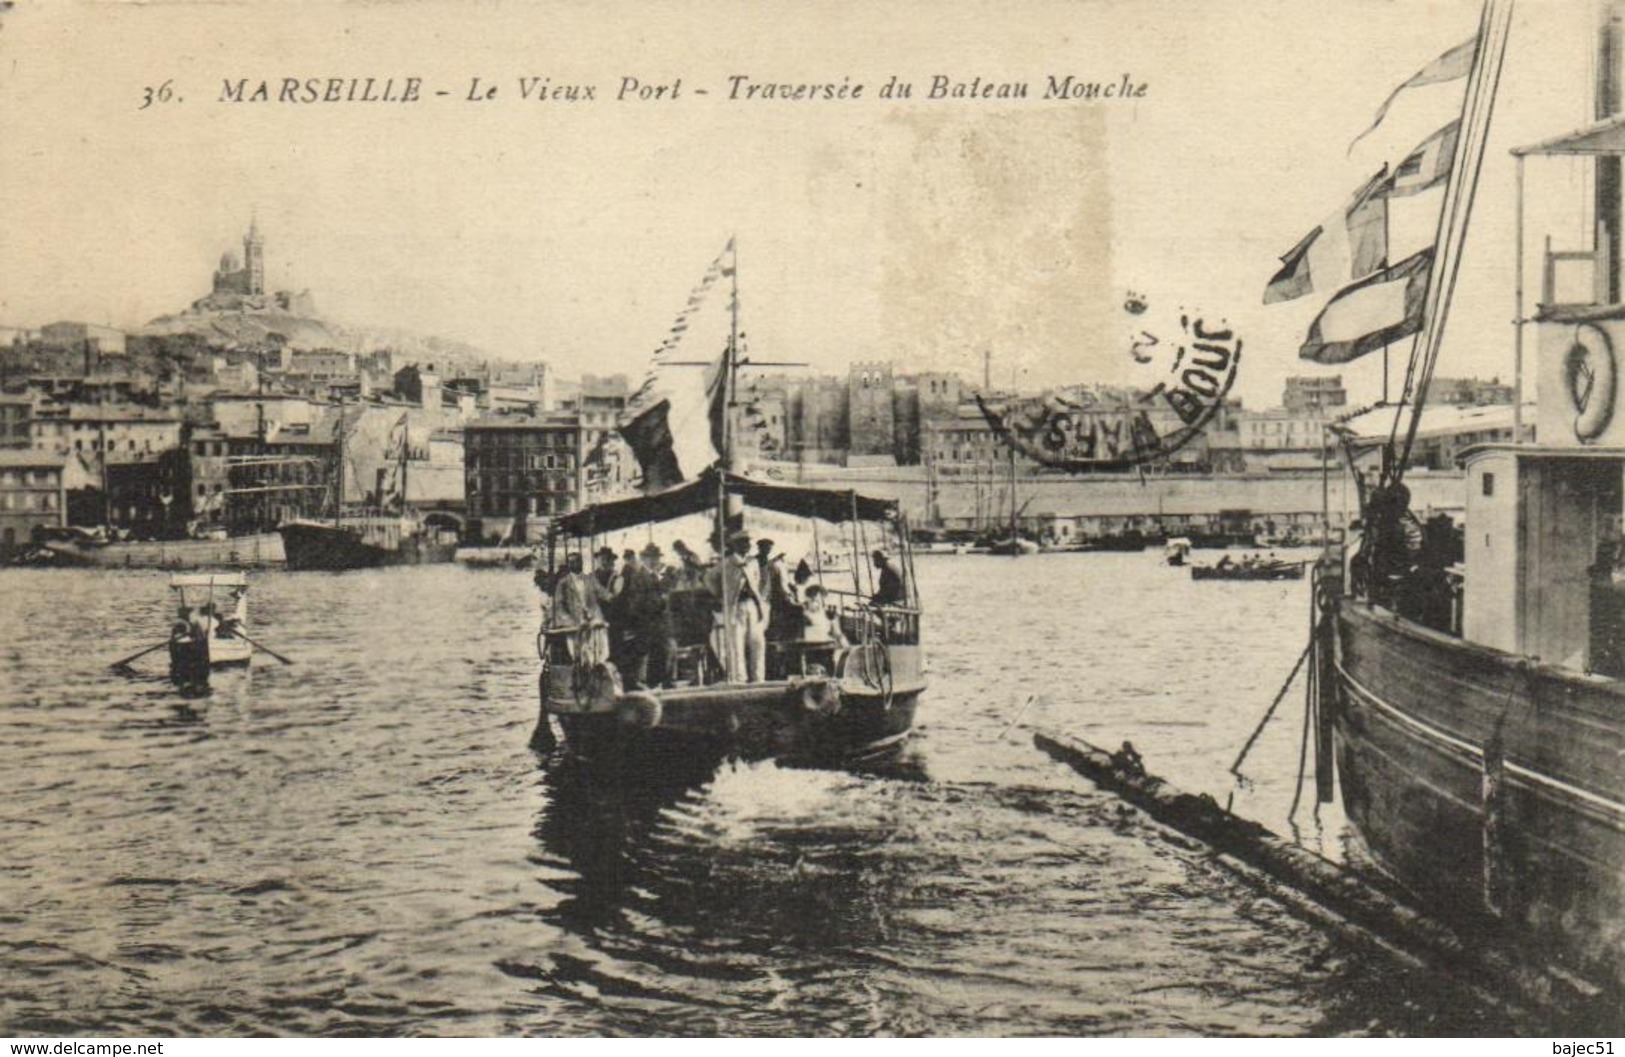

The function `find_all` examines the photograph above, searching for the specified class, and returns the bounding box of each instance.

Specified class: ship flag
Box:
[618,399,686,492]
[1263,169,1390,304]
[1349,36,1477,153]
[1298,248,1433,364]
[1384,120,1460,196]
[620,239,735,490]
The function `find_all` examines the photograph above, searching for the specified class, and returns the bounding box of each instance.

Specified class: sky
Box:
[0,0,1600,410]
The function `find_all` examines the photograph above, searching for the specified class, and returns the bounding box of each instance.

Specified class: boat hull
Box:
[537,643,924,769]
[1190,563,1304,581]
[550,685,920,771]
[279,521,457,571]
[37,532,285,569]
[1333,599,1625,988]
[984,538,1039,556]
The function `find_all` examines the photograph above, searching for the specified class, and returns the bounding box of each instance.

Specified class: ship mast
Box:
[1388,0,1516,483]
[397,413,409,514]
[715,236,739,681]
[332,399,345,526]
[1008,442,1018,555]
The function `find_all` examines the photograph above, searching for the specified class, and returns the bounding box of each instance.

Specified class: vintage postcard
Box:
[0,0,1619,1041]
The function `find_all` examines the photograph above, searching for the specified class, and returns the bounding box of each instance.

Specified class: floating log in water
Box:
[1032,729,1609,1023]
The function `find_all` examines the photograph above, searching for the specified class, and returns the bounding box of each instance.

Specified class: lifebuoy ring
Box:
[1565,323,1616,442]
[615,692,662,729]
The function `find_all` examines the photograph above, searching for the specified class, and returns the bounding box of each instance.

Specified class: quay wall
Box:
[764,464,1468,529]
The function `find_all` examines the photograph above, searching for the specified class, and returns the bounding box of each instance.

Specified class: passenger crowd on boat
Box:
[537,532,907,688]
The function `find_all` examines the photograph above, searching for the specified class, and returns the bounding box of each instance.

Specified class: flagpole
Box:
[1513,152,1526,443]
[724,237,738,473]
[720,236,739,680]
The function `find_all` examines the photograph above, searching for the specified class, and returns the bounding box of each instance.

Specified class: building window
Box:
[1482,472,1494,497]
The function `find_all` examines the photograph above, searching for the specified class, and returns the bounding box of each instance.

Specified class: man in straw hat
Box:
[706,529,767,682]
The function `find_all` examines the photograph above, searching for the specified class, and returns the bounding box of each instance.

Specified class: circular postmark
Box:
[976,292,1242,470]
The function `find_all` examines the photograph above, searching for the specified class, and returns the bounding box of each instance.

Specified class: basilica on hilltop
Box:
[190,219,317,316]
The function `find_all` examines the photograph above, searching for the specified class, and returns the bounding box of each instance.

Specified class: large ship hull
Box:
[1333,599,1625,988]
[36,531,285,569]
[279,520,457,571]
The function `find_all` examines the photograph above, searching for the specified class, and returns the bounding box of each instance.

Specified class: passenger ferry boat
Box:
[532,243,926,767]
[1307,0,1625,990]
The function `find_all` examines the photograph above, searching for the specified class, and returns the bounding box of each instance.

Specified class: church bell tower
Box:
[244,217,265,296]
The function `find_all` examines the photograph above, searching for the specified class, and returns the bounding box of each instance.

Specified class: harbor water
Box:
[0,555,1535,1035]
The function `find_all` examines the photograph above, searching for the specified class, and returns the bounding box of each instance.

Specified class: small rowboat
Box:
[167,573,253,684]
[1190,560,1305,581]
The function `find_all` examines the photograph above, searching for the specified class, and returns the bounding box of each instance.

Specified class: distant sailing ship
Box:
[1286,0,1625,990]
[279,408,457,571]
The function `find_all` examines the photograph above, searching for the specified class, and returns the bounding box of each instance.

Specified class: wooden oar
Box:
[232,630,294,665]
[110,641,169,670]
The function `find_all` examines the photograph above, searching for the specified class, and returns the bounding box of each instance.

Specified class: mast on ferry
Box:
[1387,0,1516,484]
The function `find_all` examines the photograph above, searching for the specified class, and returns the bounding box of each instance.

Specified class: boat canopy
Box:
[553,467,898,538]
[1512,115,1625,156]
[169,573,249,589]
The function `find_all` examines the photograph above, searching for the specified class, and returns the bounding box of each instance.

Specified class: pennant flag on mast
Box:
[1349,36,1476,152]
[620,239,735,490]
[1384,119,1460,196]
[1298,248,1433,364]
[1263,169,1390,304]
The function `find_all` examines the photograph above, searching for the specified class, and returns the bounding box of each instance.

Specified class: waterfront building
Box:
[188,427,232,532]
[1430,375,1517,406]
[848,361,896,462]
[0,450,67,557]
[30,404,184,461]
[0,394,33,449]
[1281,375,1347,414]
[463,413,583,542]
[222,425,334,536]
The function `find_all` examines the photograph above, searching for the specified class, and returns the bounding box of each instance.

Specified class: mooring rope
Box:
[1228,630,1316,787]
[1289,640,1318,822]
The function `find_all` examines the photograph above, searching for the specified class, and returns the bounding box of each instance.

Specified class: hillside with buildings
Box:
[0,219,1523,560]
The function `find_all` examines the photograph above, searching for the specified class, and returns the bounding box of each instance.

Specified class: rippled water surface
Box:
[0,556,1539,1035]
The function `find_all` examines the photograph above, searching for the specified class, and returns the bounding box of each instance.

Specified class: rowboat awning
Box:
[1513,115,1625,156]
[553,467,898,538]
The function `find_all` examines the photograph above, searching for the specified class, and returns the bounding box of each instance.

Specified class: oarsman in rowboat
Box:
[707,530,767,683]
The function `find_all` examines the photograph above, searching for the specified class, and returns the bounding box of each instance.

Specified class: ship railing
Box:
[831,598,920,646]
[1542,231,1609,310]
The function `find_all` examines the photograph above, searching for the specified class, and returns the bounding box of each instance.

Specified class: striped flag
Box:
[1264,170,1390,304]
[1299,248,1432,364]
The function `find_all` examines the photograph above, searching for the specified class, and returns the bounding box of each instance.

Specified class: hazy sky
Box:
[0,0,1597,409]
